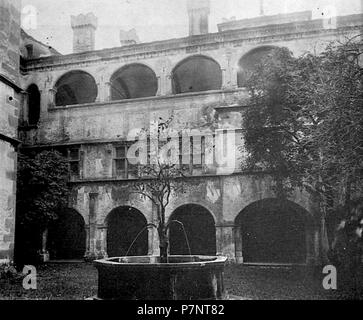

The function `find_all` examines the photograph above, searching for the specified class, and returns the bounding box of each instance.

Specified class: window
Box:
[27,84,40,125]
[178,135,208,174]
[68,147,80,179]
[114,145,138,179]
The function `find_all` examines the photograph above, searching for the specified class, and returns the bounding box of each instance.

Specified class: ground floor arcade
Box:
[46,195,321,265]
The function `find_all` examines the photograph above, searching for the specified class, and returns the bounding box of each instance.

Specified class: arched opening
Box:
[172,55,222,94]
[106,206,148,257]
[110,64,158,100]
[27,84,40,125]
[48,208,86,260]
[55,70,98,106]
[169,204,216,255]
[235,199,308,264]
[237,46,277,87]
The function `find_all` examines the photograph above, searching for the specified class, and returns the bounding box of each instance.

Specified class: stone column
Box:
[148,226,159,256]
[234,225,243,264]
[105,82,112,102]
[224,49,238,89]
[156,75,162,96]
[221,68,227,90]
[47,88,57,109]
[88,193,98,257]
[165,74,173,96]
[98,225,108,258]
[216,223,236,261]
[96,76,110,103]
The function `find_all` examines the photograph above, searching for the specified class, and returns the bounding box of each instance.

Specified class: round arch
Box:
[48,208,86,260]
[237,46,279,87]
[234,198,310,264]
[26,84,41,125]
[169,204,216,256]
[55,70,98,106]
[171,55,222,94]
[110,63,158,100]
[106,206,148,257]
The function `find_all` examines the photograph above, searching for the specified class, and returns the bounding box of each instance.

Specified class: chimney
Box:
[120,29,140,46]
[71,13,98,53]
[187,0,210,36]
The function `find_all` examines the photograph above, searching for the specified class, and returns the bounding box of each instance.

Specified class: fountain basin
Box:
[94,255,227,300]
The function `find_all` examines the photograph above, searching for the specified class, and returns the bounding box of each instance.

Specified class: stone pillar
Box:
[165,74,173,96]
[88,193,98,256]
[216,223,236,261]
[234,225,243,264]
[223,49,238,89]
[148,226,159,256]
[47,88,57,109]
[155,58,172,96]
[98,226,108,258]
[105,82,112,102]
[157,75,163,96]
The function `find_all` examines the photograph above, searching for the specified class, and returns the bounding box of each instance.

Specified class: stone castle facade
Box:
[2,1,363,264]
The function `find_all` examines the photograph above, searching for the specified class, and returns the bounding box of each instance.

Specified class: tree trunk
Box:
[158,225,169,263]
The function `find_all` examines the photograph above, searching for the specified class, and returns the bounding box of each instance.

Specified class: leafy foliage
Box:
[16,150,70,231]
[242,40,363,215]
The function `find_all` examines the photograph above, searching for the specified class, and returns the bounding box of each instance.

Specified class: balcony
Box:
[21,88,249,146]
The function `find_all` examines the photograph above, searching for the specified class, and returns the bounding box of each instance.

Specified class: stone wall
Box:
[0,0,21,85]
[0,0,21,262]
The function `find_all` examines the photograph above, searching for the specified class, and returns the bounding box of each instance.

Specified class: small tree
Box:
[16,150,69,263]
[130,117,188,263]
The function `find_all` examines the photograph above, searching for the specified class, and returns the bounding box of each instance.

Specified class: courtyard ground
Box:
[0,262,359,300]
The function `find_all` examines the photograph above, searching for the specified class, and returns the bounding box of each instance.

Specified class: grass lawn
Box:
[0,262,360,300]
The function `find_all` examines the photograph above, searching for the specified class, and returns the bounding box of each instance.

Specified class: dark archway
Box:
[106,206,148,257]
[27,84,40,125]
[237,46,277,87]
[235,199,307,264]
[55,70,98,106]
[169,204,216,255]
[172,55,222,94]
[48,208,86,260]
[110,64,158,100]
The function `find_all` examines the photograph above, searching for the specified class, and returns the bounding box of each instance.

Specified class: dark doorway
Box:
[172,55,222,94]
[169,204,216,255]
[48,208,86,260]
[235,199,307,264]
[106,206,148,257]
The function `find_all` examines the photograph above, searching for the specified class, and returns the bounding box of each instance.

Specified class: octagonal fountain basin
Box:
[94,255,228,300]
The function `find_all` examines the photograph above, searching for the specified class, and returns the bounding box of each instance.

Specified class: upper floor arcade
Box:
[19,12,363,111]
